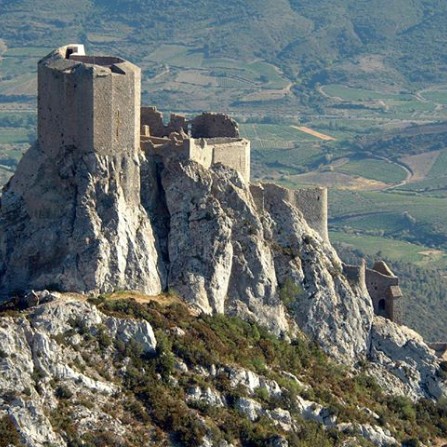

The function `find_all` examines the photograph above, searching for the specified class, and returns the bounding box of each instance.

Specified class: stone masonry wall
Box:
[365,268,399,320]
[191,112,240,138]
[211,138,250,183]
[343,260,366,291]
[186,139,214,169]
[250,183,329,243]
[38,44,140,158]
[293,188,328,243]
[140,107,187,137]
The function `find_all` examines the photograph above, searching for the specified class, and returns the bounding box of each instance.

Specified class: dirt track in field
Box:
[291,125,336,141]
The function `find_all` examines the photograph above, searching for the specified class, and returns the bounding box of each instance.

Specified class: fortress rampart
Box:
[250,183,329,243]
[140,107,250,182]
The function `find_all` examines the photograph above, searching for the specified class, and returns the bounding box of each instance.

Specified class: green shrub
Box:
[154,330,175,379]
[96,325,112,349]
[387,396,416,422]
[139,383,206,446]
[0,416,23,447]
[254,386,270,403]
[279,277,304,310]
[81,430,126,447]
[55,385,73,399]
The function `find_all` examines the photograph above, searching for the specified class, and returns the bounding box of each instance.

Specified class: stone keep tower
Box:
[38,44,141,158]
[0,44,163,296]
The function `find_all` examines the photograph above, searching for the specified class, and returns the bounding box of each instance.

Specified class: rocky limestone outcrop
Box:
[258,182,374,361]
[0,135,445,402]
[0,296,156,446]
[157,161,446,400]
[1,294,445,446]
[148,160,374,361]
[0,142,162,297]
[160,161,288,334]
[368,316,447,400]
[337,423,398,446]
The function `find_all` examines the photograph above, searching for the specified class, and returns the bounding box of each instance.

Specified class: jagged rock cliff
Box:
[0,142,373,360]
[0,142,445,404]
[0,142,162,296]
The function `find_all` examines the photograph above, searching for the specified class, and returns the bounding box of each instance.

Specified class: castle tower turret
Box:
[0,44,163,297]
[365,261,403,322]
[38,44,141,158]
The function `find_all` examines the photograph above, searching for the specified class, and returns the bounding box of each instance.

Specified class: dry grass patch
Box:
[401,150,441,183]
[104,290,185,308]
[292,126,336,141]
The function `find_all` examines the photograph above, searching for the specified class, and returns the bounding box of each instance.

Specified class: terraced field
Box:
[321,84,447,120]
[330,231,447,267]
[329,189,447,248]
[139,44,290,111]
[396,149,447,194]
[335,159,408,184]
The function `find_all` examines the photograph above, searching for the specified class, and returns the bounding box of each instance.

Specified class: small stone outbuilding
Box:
[365,261,403,322]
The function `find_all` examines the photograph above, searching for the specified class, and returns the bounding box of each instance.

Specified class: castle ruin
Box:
[38,44,141,159]
[365,261,403,323]
[140,107,250,183]
[5,44,403,322]
[343,260,403,323]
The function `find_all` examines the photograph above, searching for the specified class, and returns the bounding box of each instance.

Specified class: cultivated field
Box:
[330,231,447,267]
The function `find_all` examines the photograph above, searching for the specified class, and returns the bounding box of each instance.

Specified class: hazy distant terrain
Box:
[1,0,447,340]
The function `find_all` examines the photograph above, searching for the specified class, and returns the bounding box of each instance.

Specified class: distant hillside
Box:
[1,0,447,95]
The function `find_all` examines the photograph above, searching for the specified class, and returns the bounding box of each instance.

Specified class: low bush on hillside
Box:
[0,416,23,447]
[91,296,447,445]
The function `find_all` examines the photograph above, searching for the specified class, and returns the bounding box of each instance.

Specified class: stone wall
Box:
[38,44,140,158]
[250,183,329,243]
[186,139,214,170]
[142,135,250,184]
[294,188,328,243]
[211,138,250,182]
[249,184,265,211]
[191,112,240,138]
[141,135,189,164]
[343,261,366,290]
[365,262,402,322]
[140,107,187,137]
